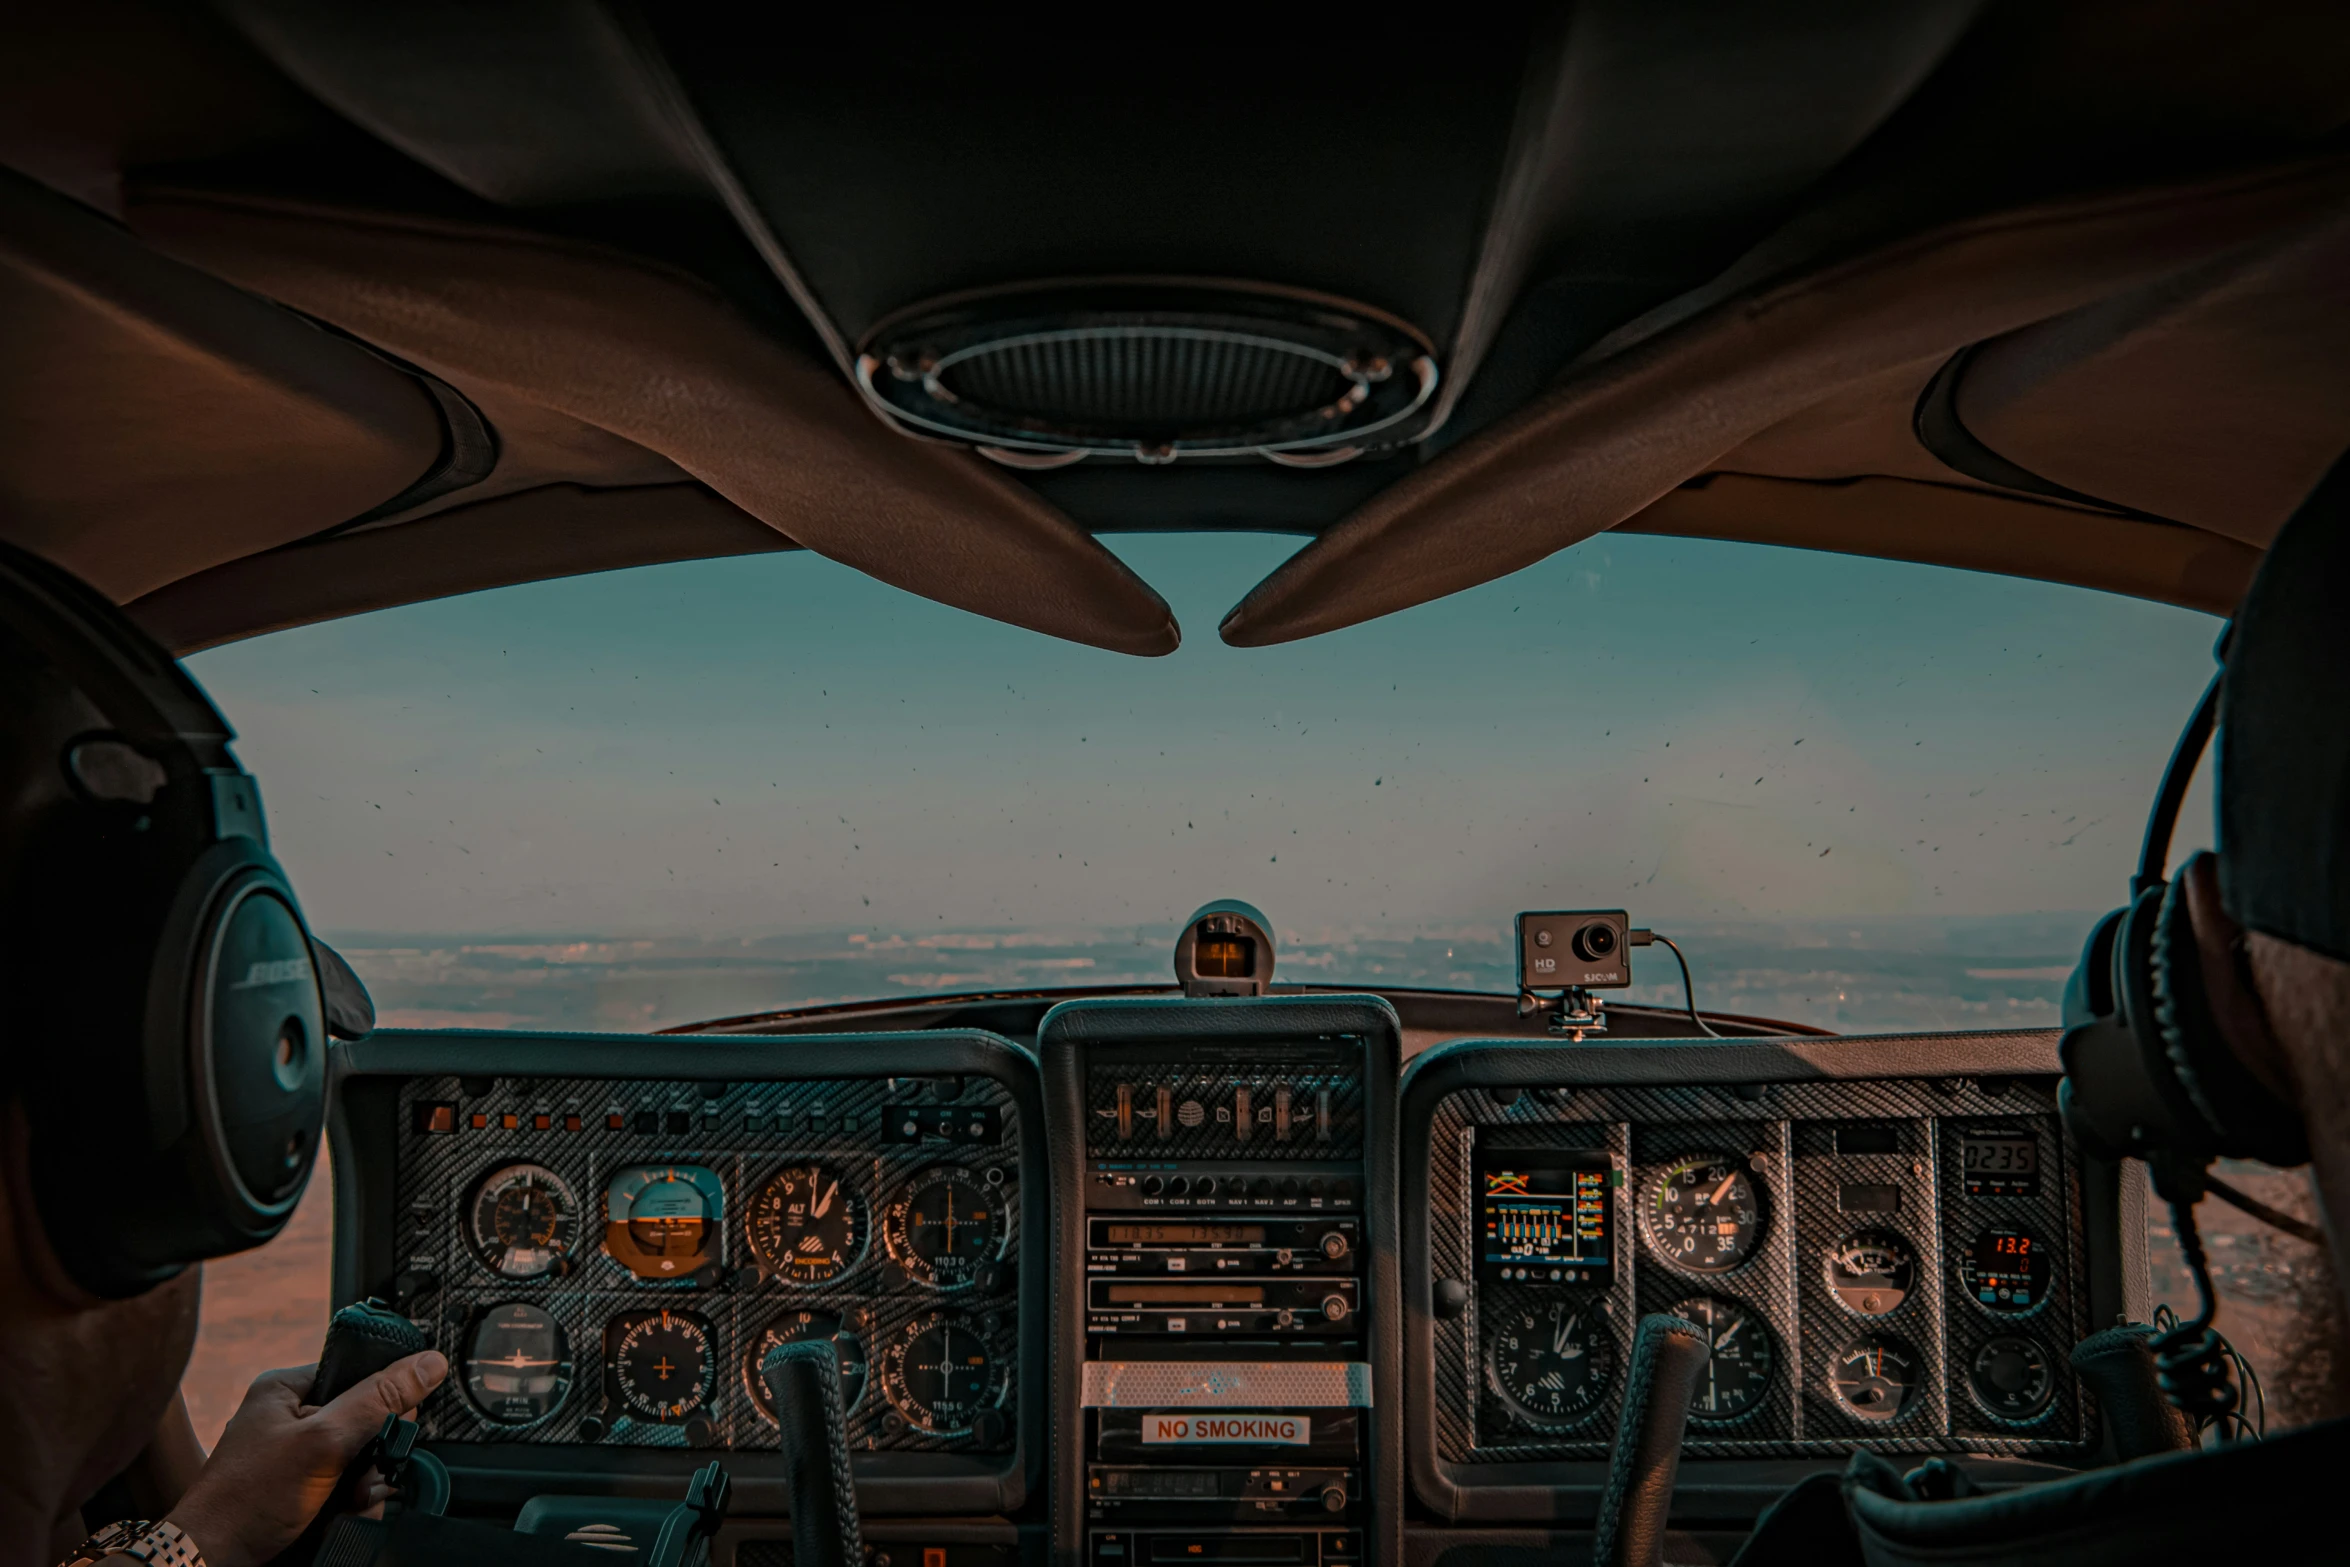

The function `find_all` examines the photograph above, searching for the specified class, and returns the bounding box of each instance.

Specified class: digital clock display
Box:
[1474,1146,1614,1286]
[1961,1134,2039,1197]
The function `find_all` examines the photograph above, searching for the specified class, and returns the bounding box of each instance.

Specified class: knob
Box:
[1194,1177,1217,1197]
[1142,1176,1164,1196]
[1252,1177,1274,1197]
[1234,1087,1252,1143]
[1321,1294,1350,1322]
[684,1415,718,1448]
[1307,1178,1327,1198]
[1320,1483,1348,1513]
[1432,1279,1471,1320]
[1279,1178,1301,1199]
[578,1414,607,1442]
[974,1261,1010,1295]
[1320,1230,1350,1261]
[1167,1177,1190,1197]
[1275,1309,1295,1328]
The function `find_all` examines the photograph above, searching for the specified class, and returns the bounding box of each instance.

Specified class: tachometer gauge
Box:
[744,1310,868,1423]
[462,1302,573,1426]
[877,1310,1008,1435]
[603,1164,725,1283]
[466,1163,580,1279]
[1647,1155,1765,1273]
[1959,1225,2050,1315]
[1485,1299,1614,1428]
[1669,1297,1773,1422]
[882,1166,1005,1290]
[746,1165,866,1284]
[605,1308,716,1423]
[1828,1334,1919,1423]
[1825,1230,1915,1316]
[1968,1335,2055,1422]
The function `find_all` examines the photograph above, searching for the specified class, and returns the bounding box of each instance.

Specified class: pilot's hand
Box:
[160,1349,447,1567]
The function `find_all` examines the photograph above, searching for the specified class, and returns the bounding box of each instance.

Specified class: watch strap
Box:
[60,1520,205,1567]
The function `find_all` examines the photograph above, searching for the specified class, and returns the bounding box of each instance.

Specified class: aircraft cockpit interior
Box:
[7,7,2350,1567]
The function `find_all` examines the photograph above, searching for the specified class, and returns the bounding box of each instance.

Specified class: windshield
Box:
[187,532,2216,1034]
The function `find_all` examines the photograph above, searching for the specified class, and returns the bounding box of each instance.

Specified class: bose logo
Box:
[230,956,313,990]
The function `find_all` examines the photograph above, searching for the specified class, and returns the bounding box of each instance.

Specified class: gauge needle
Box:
[1715,1316,1746,1348]
[813,1173,836,1218]
[1709,1172,1739,1205]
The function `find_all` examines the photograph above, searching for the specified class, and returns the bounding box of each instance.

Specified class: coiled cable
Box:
[2152,1198,2262,1440]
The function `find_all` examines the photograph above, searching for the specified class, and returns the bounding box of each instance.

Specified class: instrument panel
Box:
[390,1071,1023,1453]
[1417,1069,2089,1468]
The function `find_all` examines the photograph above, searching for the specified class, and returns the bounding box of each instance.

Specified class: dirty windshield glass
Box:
[188,532,2216,1034]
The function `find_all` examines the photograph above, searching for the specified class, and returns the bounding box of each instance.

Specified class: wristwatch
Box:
[59,1520,204,1567]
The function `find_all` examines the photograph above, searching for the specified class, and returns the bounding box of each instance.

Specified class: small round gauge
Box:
[1959,1225,2050,1315]
[606,1308,717,1423]
[746,1165,866,1284]
[466,1163,580,1279]
[1669,1297,1774,1423]
[1647,1155,1766,1273]
[882,1166,1006,1290]
[1825,1230,1916,1316]
[877,1310,1008,1435]
[1968,1335,2055,1422]
[462,1302,573,1426]
[1485,1299,1615,1428]
[744,1310,868,1423]
[1828,1334,1920,1423]
[603,1164,725,1283]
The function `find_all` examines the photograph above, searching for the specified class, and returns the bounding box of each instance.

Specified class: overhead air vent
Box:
[855,281,1438,467]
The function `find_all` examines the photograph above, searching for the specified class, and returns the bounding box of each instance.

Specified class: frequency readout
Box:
[1476,1151,1614,1285]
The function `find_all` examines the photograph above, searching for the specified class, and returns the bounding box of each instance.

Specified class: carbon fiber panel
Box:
[394,1074,1021,1455]
[1426,1077,2089,1462]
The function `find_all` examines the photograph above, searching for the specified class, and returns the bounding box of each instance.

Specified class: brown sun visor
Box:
[127,190,1178,656]
[1220,154,2350,646]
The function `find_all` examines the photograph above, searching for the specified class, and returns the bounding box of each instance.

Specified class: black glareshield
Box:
[1,539,327,1296]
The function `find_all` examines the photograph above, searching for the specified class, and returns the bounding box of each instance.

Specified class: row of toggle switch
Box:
[1110,1083,1335,1141]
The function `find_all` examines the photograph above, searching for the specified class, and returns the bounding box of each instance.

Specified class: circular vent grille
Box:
[856,282,1438,464]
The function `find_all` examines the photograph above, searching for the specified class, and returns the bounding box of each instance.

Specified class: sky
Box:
[186,530,2220,946]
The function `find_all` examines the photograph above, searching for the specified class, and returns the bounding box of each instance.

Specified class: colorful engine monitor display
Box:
[1475,1146,1613,1285]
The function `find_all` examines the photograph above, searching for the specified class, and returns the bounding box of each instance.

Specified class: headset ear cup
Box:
[2150,868,2309,1167]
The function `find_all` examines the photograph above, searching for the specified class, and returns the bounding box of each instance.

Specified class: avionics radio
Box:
[1087,1216,1358,1275]
[1088,1277,1358,1334]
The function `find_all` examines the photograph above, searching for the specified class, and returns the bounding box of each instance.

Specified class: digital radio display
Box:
[1103,1223,1267,1245]
[1473,1146,1614,1286]
[1104,1283,1267,1305]
[1961,1133,2040,1197]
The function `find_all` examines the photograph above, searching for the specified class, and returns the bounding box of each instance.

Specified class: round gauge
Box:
[746,1164,866,1284]
[1828,1334,1920,1423]
[1669,1297,1774,1423]
[603,1164,725,1283]
[1485,1299,1616,1428]
[466,1163,580,1279]
[877,1310,1008,1435]
[744,1310,868,1423]
[461,1302,573,1427]
[1968,1335,2055,1422]
[881,1166,1006,1290]
[605,1308,717,1423]
[1825,1230,1916,1316]
[1647,1155,1765,1273]
[1959,1225,2050,1315]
